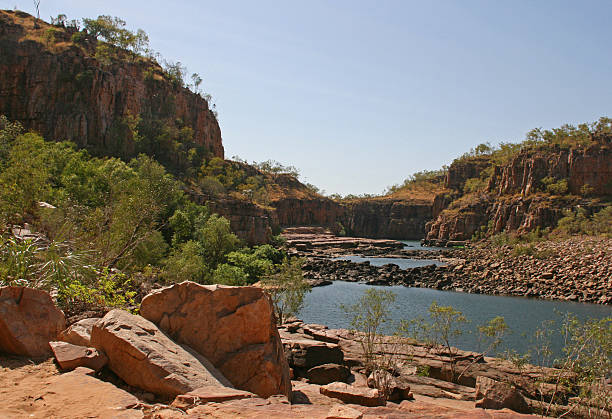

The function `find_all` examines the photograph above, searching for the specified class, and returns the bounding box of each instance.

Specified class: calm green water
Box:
[299,281,612,361]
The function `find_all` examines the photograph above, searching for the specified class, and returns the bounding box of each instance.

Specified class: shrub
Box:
[212,263,247,286]
[264,258,310,324]
[342,289,397,370]
[463,177,487,193]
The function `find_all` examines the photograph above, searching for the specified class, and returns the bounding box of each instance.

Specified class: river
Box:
[299,280,611,362]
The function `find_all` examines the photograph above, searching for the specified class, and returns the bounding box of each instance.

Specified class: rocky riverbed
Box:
[295,233,611,304]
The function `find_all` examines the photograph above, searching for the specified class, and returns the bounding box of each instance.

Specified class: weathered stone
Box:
[307,363,350,385]
[283,337,344,369]
[58,318,98,347]
[475,376,531,413]
[34,367,141,418]
[0,286,65,357]
[171,385,255,410]
[140,282,291,398]
[90,309,233,398]
[49,341,107,372]
[319,382,385,407]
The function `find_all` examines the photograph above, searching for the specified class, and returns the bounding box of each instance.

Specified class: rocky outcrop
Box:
[58,318,97,347]
[426,140,612,243]
[488,143,612,196]
[0,10,223,169]
[140,282,291,398]
[90,309,233,398]
[48,341,108,372]
[446,156,491,190]
[342,199,433,239]
[475,376,530,413]
[207,196,273,245]
[319,382,385,407]
[0,286,65,357]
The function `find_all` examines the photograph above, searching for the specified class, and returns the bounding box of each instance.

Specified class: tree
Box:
[264,257,310,324]
[399,301,468,382]
[196,214,240,270]
[342,288,399,399]
[191,73,202,94]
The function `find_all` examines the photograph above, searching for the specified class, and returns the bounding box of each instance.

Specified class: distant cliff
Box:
[0,10,223,172]
[425,133,612,244]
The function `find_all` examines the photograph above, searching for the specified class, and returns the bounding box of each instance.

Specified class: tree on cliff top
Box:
[82,15,149,55]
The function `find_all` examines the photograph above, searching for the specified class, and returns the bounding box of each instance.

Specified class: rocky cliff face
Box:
[488,142,612,196]
[425,138,611,244]
[0,11,223,168]
[340,199,433,240]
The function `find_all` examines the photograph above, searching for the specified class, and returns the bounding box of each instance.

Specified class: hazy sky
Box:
[6,1,612,195]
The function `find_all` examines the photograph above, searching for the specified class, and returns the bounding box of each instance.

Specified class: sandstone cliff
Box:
[0,10,223,171]
[425,134,611,244]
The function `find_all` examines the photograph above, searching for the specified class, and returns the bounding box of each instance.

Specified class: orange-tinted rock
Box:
[140,282,291,399]
[0,11,223,165]
[319,382,385,407]
[90,309,233,398]
[58,318,98,347]
[49,341,107,372]
[283,336,344,370]
[306,363,350,385]
[0,286,65,357]
[159,396,364,419]
[36,367,142,418]
[171,385,255,410]
[475,376,530,413]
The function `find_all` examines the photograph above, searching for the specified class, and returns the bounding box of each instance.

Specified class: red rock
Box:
[140,282,291,399]
[319,382,385,407]
[307,363,350,385]
[29,366,141,418]
[58,318,98,347]
[475,376,531,413]
[171,385,255,410]
[0,286,65,357]
[90,309,234,398]
[49,341,107,372]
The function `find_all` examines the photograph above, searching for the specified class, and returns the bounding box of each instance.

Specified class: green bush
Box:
[212,263,247,286]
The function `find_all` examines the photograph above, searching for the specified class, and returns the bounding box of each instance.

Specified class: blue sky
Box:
[7,0,612,195]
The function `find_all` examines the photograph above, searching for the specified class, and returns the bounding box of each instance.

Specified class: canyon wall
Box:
[0,11,223,167]
[425,138,611,244]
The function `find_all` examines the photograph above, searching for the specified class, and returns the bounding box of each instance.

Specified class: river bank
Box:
[285,228,611,305]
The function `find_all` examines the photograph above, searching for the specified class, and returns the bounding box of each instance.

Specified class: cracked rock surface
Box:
[90,309,233,398]
[140,281,291,398]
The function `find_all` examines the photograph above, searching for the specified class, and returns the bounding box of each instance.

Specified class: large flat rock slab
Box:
[319,382,385,407]
[140,282,291,398]
[90,309,233,398]
[0,356,141,419]
[0,286,65,357]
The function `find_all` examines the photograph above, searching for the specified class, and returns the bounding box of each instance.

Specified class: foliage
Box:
[264,257,310,324]
[342,289,397,370]
[253,159,300,177]
[196,214,241,270]
[463,177,488,193]
[212,263,248,286]
[82,15,150,55]
[342,288,401,399]
[399,301,468,382]
[161,240,207,284]
[386,168,447,196]
[541,177,569,195]
[518,314,612,417]
[61,267,136,311]
[554,206,612,237]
